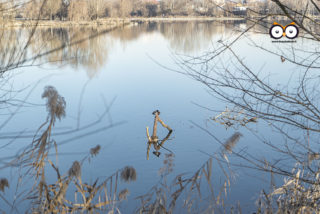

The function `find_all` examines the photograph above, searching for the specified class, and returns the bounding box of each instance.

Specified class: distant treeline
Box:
[1,0,319,21]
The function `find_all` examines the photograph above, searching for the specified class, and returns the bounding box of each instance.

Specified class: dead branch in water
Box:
[146,110,173,160]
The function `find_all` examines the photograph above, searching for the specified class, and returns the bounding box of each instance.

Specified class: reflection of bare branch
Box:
[213,106,257,129]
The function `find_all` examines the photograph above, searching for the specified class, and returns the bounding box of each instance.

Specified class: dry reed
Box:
[90,145,101,157]
[42,86,66,123]
[68,161,81,179]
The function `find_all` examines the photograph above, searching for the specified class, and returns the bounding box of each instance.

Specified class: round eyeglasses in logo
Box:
[269,22,299,40]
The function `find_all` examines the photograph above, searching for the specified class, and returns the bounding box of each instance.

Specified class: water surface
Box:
[0,21,312,213]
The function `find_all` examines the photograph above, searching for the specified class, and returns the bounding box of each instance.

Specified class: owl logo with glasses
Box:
[269,22,299,40]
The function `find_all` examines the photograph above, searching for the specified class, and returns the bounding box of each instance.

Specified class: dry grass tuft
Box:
[0,178,9,192]
[120,166,137,183]
[42,86,66,123]
[68,161,81,179]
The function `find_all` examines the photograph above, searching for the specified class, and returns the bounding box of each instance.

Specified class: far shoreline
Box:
[0,16,252,28]
[1,15,299,28]
[129,16,246,22]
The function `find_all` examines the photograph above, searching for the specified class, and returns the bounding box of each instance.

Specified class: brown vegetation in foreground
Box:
[0,86,232,213]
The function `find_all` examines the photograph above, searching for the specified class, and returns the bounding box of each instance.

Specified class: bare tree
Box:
[171,0,320,212]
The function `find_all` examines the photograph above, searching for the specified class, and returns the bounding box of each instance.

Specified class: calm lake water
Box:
[0,21,313,213]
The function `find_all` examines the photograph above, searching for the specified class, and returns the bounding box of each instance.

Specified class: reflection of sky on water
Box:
[0,21,316,212]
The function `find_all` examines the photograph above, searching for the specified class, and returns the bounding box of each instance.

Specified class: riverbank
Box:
[0,16,248,28]
[2,15,320,28]
[0,18,131,28]
[129,16,246,22]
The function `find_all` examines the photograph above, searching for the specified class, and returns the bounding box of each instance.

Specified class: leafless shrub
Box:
[171,1,320,212]
[120,166,137,183]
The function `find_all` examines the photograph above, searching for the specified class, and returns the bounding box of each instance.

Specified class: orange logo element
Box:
[269,22,299,39]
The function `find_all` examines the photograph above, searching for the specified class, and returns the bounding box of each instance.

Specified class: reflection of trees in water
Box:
[22,21,250,76]
[30,27,111,78]
[107,23,160,50]
[30,28,69,67]
[109,22,227,53]
[0,28,30,73]
[146,22,158,32]
[109,24,157,43]
[159,21,226,53]
[68,28,111,78]
[0,29,18,71]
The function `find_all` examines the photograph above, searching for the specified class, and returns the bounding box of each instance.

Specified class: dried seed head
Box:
[224,132,242,153]
[118,188,129,200]
[68,161,81,179]
[42,86,66,122]
[120,166,137,183]
[90,145,101,157]
[0,178,9,192]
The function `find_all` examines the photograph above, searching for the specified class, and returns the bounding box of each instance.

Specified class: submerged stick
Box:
[146,110,173,159]
[152,113,158,140]
[157,117,172,132]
